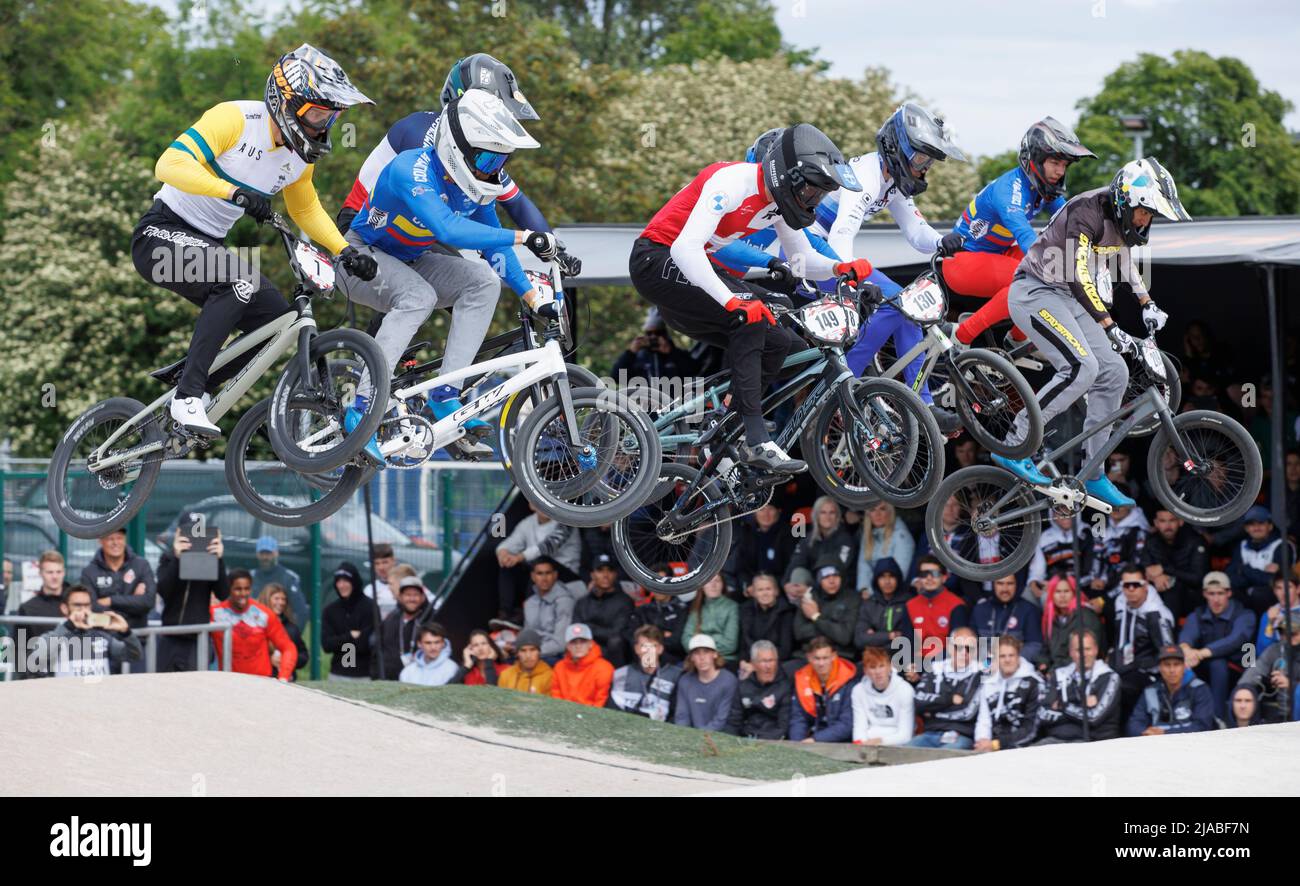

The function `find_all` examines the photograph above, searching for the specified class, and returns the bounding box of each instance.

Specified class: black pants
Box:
[156,634,205,672]
[629,239,802,419]
[131,201,291,398]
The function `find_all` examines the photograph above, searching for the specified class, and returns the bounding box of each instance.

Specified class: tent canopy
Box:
[526,216,1300,285]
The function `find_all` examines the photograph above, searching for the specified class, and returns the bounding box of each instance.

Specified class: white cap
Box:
[688,634,717,652]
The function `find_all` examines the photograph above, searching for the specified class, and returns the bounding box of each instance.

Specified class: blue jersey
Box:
[349,147,532,296]
[952,166,1064,254]
[342,110,549,234]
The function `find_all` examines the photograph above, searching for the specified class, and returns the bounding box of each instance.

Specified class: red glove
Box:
[834,259,874,282]
[725,296,775,326]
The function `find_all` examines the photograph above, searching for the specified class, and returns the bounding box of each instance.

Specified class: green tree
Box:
[976,149,1019,188]
[1072,50,1300,215]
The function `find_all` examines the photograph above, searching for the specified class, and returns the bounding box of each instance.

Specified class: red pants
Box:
[942,249,1026,345]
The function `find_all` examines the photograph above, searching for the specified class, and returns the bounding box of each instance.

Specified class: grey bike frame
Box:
[88,310,314,473]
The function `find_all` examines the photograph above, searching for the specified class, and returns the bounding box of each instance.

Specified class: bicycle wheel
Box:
[842,376,945,509]
[1127,351,1181,437]
[269,328,391,474]
[511,386,662,528]
[1146,410,1262,527]
[951,348,1042,460]
[924,466,1044,581]
[48,398,165,539]
[497,363,603,470]
[801,390,882,511]
[610,462,732,596]
[226,397,370,527]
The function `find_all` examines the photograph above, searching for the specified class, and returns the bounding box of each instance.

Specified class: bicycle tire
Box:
[801,386,883,511]
[497,363,603,470]
[1146,410,1262,527]
[610,462,733,596]
[48,398,165,539]
[924,465,1044,581]
[843,376,945,509]
[226,396,369,527]
[269,328,391,474]
[511,386,662,528]
[952,348,1043,460]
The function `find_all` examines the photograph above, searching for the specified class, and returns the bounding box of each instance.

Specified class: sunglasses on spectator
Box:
[919,569,943,578]
[1122,581,1145,589]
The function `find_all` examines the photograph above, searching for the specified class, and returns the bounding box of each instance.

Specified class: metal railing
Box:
[0,616,232,680]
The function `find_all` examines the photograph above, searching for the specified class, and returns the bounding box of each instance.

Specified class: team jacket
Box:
[907,589,968,654]
[726,671,793,739]
[974,658,1044,748]
[789,656,858,742]
[79,548,157,631]
[608,660,683,722]
[810,152,943,260]
[1109,591,1175,675]
[1227,532,1293,591]
[1089,508,1150,588]
[913,658,983,738]
[1125,676,1216,736]
[211,599,297,680]
[1038,659,1121,741]
[969,595,1044,664]
[1019,188,1149,322]
[155,100,346,251]
[1027,520,1091,587]
[952,165,1064,254]
[349,147,532,295]
[850,670,916,745]
[639,161,838,308]
[338,110,548,233]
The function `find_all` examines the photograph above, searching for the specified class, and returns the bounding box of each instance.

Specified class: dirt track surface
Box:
[711,721,1300,797]
[0,672,752,796]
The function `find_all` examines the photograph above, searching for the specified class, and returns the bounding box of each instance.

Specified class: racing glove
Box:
[936,232,965,258]
[725,294,775,327]
[522,231,560,261]
[337,246,378,282]
[1141,301,1169,333]
[230,187,272,224]
[765,258,798,293]
[833,259,873,283]
[1106,324,1137,356]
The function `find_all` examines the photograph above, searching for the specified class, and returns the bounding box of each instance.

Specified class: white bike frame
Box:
[89,310,316,473]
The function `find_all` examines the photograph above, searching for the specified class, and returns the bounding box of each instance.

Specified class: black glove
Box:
[936,232,965,258]
[858,282,884,305]
[1106,323,1137,356]
[765,258,798,293]
[556,249,582,277]
[230,187,272,224]
[522,231,559,261]
[338,245,378,282]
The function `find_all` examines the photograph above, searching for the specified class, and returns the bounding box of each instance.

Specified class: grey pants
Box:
[1007,273,1128,469]
[336,231,502,400]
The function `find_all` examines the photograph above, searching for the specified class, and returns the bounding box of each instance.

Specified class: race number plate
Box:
[802,301,859,344]
[294,240,336,291]
[897,277,946,324]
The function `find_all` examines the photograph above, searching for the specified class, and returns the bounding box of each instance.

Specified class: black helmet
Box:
[1109,157,1191,247]
[440,53,538,121]
[876,102,966,198]
[265,44,373,164]
[746,127,783,163]
[1018,117,1096,199]
[762,124,862,229]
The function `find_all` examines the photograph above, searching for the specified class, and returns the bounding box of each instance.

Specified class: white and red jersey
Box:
[640,161,837,307]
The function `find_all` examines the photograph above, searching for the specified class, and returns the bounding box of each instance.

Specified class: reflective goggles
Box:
[297,102,342,134]
[466,146,510,175]
[794,181,833,210]
[908,151,937,176]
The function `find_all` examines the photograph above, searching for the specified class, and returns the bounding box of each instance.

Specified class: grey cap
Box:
[566,623,594,642]
[789,567,814,587]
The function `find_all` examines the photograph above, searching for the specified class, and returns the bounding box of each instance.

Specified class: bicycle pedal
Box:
[448,438,493,461]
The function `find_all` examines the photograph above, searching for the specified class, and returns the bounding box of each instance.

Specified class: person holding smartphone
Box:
[25,585,142,678]
[157,512,230,672]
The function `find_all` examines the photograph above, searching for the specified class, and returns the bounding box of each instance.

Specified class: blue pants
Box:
[1193,658,1233,721]
[844,270,931,403]
[906,730,974,749]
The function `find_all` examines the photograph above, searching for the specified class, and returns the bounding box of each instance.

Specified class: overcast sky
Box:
[776,0,1300,155]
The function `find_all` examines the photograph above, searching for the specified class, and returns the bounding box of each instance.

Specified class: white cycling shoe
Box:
[170,394,219,437]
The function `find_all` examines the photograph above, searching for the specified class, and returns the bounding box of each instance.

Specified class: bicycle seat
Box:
[149,357,186,386]
[398,340,432,365]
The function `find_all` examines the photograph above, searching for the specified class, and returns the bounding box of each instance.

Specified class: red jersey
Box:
[211,599,297,680]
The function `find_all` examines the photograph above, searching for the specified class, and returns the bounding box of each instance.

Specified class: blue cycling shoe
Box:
[991,453,1051,485]
[1084,475,1136,508]
[344,402,385,468]
[426,396,491,439]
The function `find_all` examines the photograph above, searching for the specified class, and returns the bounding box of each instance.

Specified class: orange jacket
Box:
[550,642,614,707]
[499,660,554,695]
[793,656,857,718]
[211,599,297,680]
